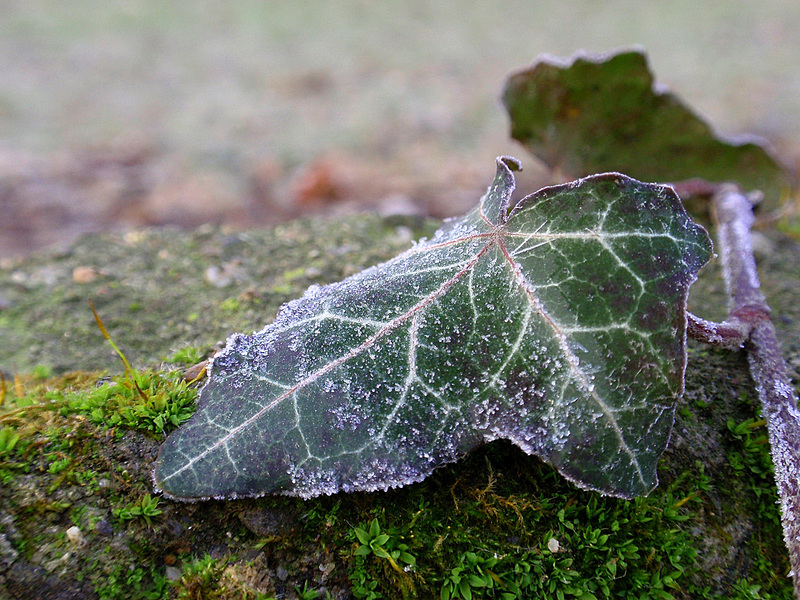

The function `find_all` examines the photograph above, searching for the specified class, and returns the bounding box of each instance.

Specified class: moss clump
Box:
[723,409,791,599]
[307,443,785,599]
[1,369,197,443]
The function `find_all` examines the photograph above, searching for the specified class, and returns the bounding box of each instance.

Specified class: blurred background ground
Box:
[1,0,798,259]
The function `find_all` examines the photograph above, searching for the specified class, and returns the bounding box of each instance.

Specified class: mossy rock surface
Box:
[1,214,799,599]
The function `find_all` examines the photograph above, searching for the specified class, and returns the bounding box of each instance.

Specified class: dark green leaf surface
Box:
[502,50,793,210]
[154,157,712,501]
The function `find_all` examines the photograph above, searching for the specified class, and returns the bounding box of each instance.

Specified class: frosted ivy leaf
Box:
[153,157,712,501]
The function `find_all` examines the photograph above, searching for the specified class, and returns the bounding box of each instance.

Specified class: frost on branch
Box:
[154,157,712,501]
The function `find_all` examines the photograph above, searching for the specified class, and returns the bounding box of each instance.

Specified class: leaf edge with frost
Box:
[154,157,712,502]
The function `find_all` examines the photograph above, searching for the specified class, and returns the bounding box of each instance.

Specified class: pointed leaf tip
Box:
[154,162,712,501]
[499,156,522,172]
[480,156,521,225]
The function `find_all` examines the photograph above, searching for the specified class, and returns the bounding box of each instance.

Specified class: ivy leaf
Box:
[502,49,793,210]
[154,157,712,501]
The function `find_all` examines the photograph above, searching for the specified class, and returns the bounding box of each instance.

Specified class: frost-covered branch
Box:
[686,312,751,349]
[709,184,800,598]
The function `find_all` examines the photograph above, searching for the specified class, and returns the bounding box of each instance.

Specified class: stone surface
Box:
[0,213,798,598]
[0,216,435,375]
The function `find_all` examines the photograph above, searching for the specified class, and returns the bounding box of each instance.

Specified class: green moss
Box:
[0,368,197,498]
[723,413,790,598]
[173,554,229,600]
[164,346,205,365]
[270,427,789,599]
[219,297,241,312]
[0,426,21,457]
[94,562,169,600]
[61,370,198,436]
[0,355,793,599]
[31,364,53,380]
[314,444,706,599]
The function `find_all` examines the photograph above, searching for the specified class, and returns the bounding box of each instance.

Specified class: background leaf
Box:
[154,157,712,501]
[502,49,794,210]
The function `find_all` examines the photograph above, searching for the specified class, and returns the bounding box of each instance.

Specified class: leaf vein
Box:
[158,242,493,484]
[496,237,647,486]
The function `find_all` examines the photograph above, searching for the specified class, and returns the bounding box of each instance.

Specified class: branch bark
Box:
[686,312,751,349]
[710,184,800,597]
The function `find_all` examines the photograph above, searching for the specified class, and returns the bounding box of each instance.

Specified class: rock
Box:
[204,261,244,288]
[65,527,85,547]
[0,533,19,568]
[71,267,100,284]
[1,561,96,600]
[0,214,797,598]
[93,520,113,538]
[0,215,437,373]
[236,506,300,538]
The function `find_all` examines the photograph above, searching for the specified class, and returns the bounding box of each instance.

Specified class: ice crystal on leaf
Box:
[154,157,712,501]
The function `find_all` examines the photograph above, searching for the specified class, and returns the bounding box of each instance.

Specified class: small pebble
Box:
[547,538,560,553]
[44,552,70,572]
[72,266,99,283]
[66,526,85,546]
[0,533,19,563]
[165,566,182,582]
[204,261,244,288]
[94,519,113,537]
[205,266,232,288]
